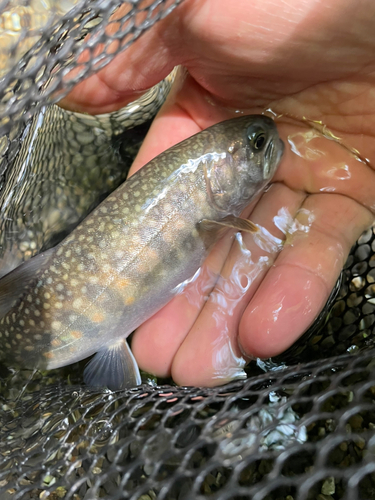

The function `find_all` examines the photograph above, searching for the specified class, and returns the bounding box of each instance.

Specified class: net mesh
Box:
[0,1,375,500]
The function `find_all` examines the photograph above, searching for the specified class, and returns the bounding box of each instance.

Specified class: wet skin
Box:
[61,0,375,386]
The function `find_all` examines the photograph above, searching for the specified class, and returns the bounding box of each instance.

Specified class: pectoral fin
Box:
[0,248,55,318]
[199,215,258,237]
[83,339,142,391]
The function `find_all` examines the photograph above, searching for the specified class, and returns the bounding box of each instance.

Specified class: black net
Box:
[0,1,375,500]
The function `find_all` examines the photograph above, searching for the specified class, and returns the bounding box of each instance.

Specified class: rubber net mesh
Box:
[1,1,375,499]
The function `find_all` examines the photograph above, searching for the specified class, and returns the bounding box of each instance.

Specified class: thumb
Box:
[59,1,190,114]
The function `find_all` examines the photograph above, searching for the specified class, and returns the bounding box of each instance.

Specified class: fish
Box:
[0,115,284,390]
[0,69,177,277]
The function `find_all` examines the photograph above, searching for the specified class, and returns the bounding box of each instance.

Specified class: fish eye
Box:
[247,125,268,151]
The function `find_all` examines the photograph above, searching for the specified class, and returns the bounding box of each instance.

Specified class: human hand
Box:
[62,0,375,386]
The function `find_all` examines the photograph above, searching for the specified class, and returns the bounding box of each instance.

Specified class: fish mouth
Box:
[269,137,285,167]
[277,138,285,162]
[265,137,284,162]
[262,136,284,179]
[265,140,274,163]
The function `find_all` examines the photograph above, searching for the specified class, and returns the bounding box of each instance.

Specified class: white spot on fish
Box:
[102,264,112,273]
[73,298,83,309]
[19,242,29,252]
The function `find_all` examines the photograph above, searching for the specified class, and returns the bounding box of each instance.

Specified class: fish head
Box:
[205,115,284,214]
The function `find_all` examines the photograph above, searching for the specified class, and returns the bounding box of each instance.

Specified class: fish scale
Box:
[0,115,284,390]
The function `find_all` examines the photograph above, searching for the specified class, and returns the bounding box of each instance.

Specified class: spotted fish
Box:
[0,115,284,390]
[0,70,176,277]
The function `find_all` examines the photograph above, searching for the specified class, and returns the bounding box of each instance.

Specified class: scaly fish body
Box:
[0,115,283,390]
[0,70,176,277]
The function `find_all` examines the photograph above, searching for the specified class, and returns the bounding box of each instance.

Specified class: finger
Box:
[131,233,235,377]
[167,183,306,386]
[275,119,375,211]
[238,193,374,358]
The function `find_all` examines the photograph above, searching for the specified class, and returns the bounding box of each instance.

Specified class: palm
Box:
[62,0,375,385]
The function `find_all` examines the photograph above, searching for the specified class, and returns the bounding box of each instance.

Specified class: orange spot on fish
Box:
[51,339,62,347]
[125,296,135,305]
[43,352,54,359]
[92,313,105,323]
[116,278,129,289]
[71,330,83,339]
